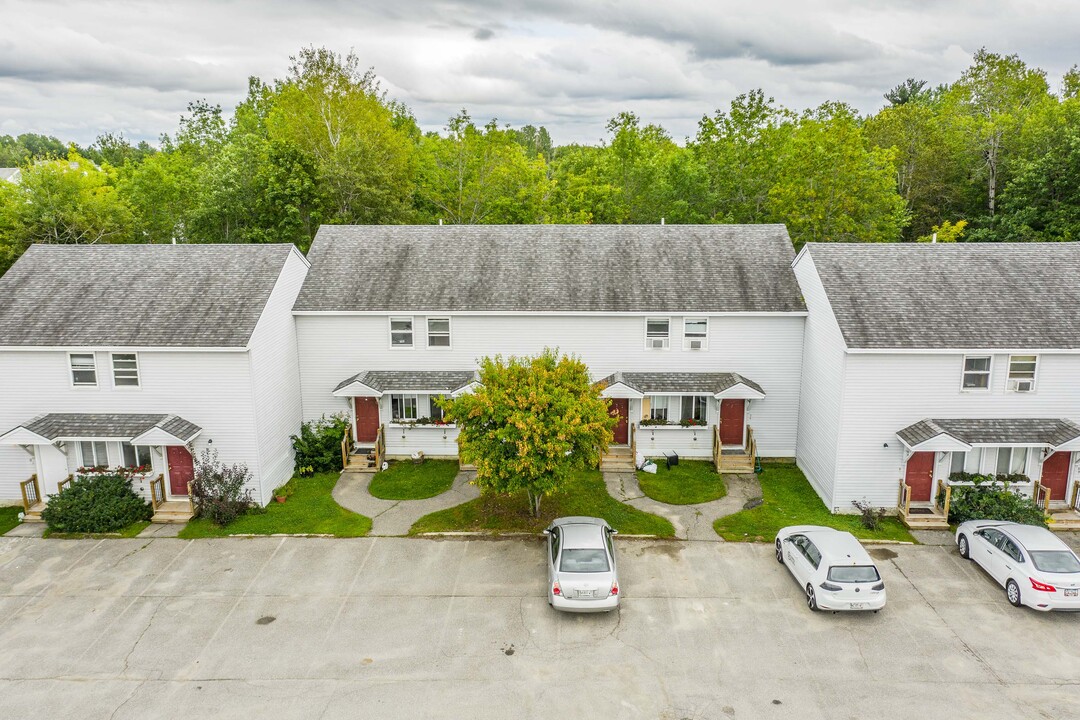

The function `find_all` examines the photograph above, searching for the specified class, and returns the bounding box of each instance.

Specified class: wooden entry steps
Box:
[1048,506,1080,531]
[22,502,45,523]
[152,500,194,524]
[601,446,636,472]
[718,448,755,474]
[900,504,950,530]
[344,446,379,473]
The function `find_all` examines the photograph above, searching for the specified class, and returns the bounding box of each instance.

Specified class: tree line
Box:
[1,46,1077,276]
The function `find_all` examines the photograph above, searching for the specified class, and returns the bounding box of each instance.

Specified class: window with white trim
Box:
[683,318,708,350]
[680,395,709,423]
[429,395,446,422]
[950,448,983,475]
[645,318,670,349]
[650,396,670,421]
[995,447,1029,475]
[961,355,991,390]
[1007,355,1037,392]
[427,318,450,348]
[70,353,97,386]
[121,442,153,469]
[390,394,418,421]
[78,441,109,468]
[390,317,414,348]
[112,353,140,387]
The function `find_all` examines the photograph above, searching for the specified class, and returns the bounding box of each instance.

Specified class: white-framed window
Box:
[78,441,109,468]
[650,396,670,421]
[429,395,446,422]
[1007,355,1037,392]
[390,394,418,421]
[995,447,1029,476]
[389,317,414,348]
[427,317,451,348]
[645,318,670,350]
[961,355,991,391]
[69,353,97,386]
[950,448,983,475]
[680,395,709,423]
[683,318,708,350]
[111,353,140,387]
[121,442,153,469]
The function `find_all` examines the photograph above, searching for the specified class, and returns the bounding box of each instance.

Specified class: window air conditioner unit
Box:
[1009,378,1034,392]
[649,338,668,349]
[688,339,703,350]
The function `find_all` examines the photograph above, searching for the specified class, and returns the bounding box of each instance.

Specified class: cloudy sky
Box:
[1,0,1077,146]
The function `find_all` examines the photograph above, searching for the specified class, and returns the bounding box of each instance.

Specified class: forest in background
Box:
[1,46,1078,276]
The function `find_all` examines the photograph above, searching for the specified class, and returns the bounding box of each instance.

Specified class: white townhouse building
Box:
[292,224,807,471]
[793,242,1080,526]
[0,243,309,519]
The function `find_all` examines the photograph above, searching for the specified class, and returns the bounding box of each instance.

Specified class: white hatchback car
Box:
[776,526,887,612]
[955,520,1080,611]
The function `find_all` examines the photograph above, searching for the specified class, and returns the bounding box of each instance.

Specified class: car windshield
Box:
[559,548,610,573]
[827,565,881,583]
[1029,551,1080,574]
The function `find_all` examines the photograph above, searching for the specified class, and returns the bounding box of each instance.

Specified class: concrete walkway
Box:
[603,470,762,541]
[333,470,480,536]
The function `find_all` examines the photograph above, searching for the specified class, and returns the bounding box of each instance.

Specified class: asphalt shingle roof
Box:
[13,413,202,442]
[897,418,1080,447]
[334,370,479,394]
[805,243,1080,349]
[596,371,765,396]
[0,244,296,347]
[295,225,804,313]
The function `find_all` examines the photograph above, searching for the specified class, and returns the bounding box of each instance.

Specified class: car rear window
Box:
[1029,551,1080,574]
[559,548,610,573]
[827,565,880,583]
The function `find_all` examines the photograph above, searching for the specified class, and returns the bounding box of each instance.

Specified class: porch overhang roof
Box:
[896,418,1080,452]
[596,371,766,400]
[0,413,201,446]
[332,370,481,398]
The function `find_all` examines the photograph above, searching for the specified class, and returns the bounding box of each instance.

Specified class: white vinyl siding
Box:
[111,353,140,387]
[69,353,97,386]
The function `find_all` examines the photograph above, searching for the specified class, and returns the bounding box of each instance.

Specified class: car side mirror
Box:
[608,529,618,536]
[542,529,551,536]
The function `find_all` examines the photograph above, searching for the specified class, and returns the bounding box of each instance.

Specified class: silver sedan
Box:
[544,516,620,612]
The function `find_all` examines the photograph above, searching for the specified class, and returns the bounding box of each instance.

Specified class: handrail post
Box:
[187,482,195,515]
[904,483,912,517]
[943,485,952,519]
[20,479,30,513]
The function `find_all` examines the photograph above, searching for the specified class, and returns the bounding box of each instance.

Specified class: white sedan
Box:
[544,516,620,613]
[776,526,887,612]
[955,520,1080,611]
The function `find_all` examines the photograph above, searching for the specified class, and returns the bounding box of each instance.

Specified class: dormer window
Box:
[1007,355,1037,392]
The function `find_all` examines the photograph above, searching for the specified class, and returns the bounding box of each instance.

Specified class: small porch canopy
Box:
[333,370,480,398]
[596,371,766,400]
[897,418,1080,453]
[0,413,202,447]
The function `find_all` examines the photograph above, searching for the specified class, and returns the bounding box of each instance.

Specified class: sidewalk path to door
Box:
[333,470,480,536]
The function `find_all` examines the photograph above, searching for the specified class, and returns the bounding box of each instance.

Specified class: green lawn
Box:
[714,463,915,543]
[43,521,151,539]
[410,469,675,537]
[179,472,371,538]
[0,506,21,535]
[637,460,727,505]
[368,459,459,500]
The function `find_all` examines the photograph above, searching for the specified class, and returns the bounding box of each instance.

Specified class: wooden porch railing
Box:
[629,422,637,464]
[934,479,952,519]
[712,424,721,473]
[1071,483,1080,511]
[746,425,758,462]
[897,479,913,517]
[149,474,166,508]
[1033,481,1052,511]
[341,424,351,470]
[374,424,386,473]
[57,476,72,494]
[187,482,195,515]
[19,475,41,512]
[714,424,756,473]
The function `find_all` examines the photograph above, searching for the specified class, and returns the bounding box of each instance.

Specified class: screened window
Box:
[390,394,418,421]
[390,318,414,348]
[645,318,670,349]
[680,395,709,424]
[427,318,450,348]
[683,318,708,350]
[996,447,1028,475]
[112,353,140,387]
[79,441,108,467]
[961,356,991,390]
[650,396,670,421]
[121,442,153,469]
[1008,355,1037,392]
[70,353,97,386]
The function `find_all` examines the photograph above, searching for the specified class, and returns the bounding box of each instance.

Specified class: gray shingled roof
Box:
[897,418,1080,447]
[597,371,765,396]
[334,370,479,394]
[805,243,1080,349]
[0,244,296,347]
[295,225,804,313]
[11,413,201,441]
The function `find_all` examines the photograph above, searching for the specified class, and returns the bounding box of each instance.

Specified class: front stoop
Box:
[601,446,635,472]
[1048,507,1080,531]
[900,504,950,531]
[21,502,46,523]
[152,500,194,524]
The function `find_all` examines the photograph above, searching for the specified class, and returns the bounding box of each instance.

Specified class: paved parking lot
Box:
[0,535,1078,720]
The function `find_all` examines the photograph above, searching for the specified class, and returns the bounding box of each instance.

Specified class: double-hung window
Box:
[121,442,153,470]
[79,441,109,468]
[390,394,418,422]
[645,318,670,349]
[683,318,708,350]
[950,448,983,475]
[996,447,1029,476]
[961,356,991,390]
[70,353,97,386]
[427,318,451,348]
[429,396,446,423]
[390,318,414,348]
[681,395,709,424]
[649,396,670,421]
[1007,355,1037,392]
[112,353,140,387]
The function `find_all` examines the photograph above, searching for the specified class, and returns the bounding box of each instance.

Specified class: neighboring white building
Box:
[0,243,309,518]
[293,225,807,469]
[793,243,1080,523]
[0,168,20,184]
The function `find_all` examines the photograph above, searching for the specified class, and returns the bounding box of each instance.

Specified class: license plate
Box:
[1065,589,1078,598]
[576,590,595,599]
[849,602,866,610]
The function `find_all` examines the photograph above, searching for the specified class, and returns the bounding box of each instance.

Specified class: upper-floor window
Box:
[390,394,418,421]
[121,442,153,469]
[390,317,414,348]
[69,353,97,386]
[645,318,669,349]
[683,318,708,350]
[78,441,108,467]
[427,318,451,348]
[112,353,140,387]
[1007,355,1037,392]
[961,355,991,390]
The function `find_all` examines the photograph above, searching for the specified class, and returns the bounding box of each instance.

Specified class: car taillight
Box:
[552,581,561,596]
[610,581,619,596]
[819,581,841,592]
[1030,578,1056,592]
[872,582,885,591]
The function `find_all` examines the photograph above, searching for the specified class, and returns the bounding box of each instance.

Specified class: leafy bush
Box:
[42,472,152,533]
[190,449,258,526]
[291,413,350,473]
[851,498,887,530]
[943,472,1047,527]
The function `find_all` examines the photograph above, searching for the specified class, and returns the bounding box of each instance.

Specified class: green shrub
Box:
[41,472,152,533]
[943,472,1047,527]
[190,449,258,526]
[291,413,350,473]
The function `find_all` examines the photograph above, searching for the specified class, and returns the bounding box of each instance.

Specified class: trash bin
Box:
[662,451,679,469]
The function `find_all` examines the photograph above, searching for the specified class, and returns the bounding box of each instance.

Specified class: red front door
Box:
[1041,451,1071,501]
[905,452,935,502]
[355,397,380,443]
[719,399,745,445]
[166,446,194,496]
[609,398,629,445]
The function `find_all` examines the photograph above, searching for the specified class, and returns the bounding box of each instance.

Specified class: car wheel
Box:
[958,534,970,559]
[805,584,819,612]
[1006,579,1022,607]
[775,539,784,564]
